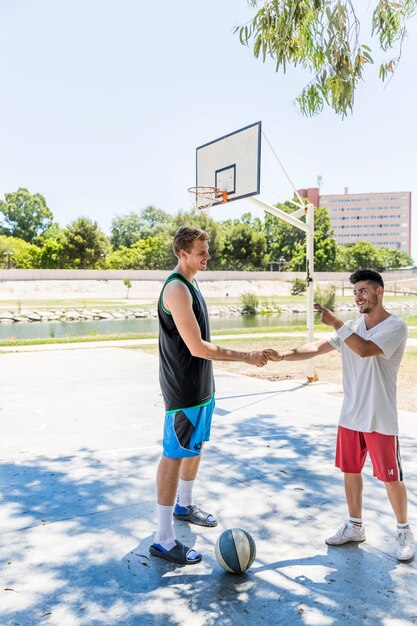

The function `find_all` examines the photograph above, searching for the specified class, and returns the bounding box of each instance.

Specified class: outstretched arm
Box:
[164,280,267,367]
[265,338,334,362]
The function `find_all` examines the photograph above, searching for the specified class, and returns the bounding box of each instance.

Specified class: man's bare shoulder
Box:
[163,278,192,310]
[164,278,190,297]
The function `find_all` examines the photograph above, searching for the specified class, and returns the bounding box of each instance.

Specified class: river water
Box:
[0,313,305,340]
[0,309,415,341]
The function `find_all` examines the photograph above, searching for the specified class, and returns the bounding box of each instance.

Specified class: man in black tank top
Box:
[150,226,269,565]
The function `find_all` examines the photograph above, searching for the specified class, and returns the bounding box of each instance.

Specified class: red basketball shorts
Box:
[335,426,403,482]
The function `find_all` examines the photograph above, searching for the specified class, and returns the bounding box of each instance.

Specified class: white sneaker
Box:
[326,522,366,546]
[395,527,415,561]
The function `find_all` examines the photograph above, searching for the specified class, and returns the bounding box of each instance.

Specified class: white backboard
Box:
[196,121,261,206]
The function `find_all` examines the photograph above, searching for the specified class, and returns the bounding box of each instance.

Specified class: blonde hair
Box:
[173,226,210,258]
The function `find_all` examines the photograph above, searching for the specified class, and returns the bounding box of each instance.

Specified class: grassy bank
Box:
[0,332,157,348]
[0,327,320,349]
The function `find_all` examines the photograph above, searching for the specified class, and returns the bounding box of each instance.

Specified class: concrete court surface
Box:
[1,346,417,626]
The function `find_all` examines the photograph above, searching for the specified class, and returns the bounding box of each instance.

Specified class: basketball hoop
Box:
[188,186,228,215]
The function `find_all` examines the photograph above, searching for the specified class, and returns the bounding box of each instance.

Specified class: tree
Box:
[140,206,173,236]
[0,188,53,242]
[110,212,142,249]
[34,222,64,245]
[34,222,65,268]
[106,246,139,269]
[133,235,174,269]
[237,1,417,116]
[107,235,174,270]
[264,203,338,270]
[220,220,268,270]
[335,240,384,271]
[0,235,40,268]
[37,240,65,269]
[336,241,413,271]
[123,279,132,298]
[290,234,338,271]
[61,217,111,269]
[240,211,265,232]
[384,249,414,269]
[264,202,303,263]
[110,206,173,249]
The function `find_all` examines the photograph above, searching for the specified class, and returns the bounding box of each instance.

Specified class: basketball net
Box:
[188,186,228,215]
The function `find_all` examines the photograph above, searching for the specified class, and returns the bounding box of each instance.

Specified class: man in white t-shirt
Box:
[266,269,414,561]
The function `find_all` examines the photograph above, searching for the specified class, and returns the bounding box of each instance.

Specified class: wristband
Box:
[335,324,354,341]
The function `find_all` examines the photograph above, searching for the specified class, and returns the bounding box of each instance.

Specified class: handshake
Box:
[244,348,283,368]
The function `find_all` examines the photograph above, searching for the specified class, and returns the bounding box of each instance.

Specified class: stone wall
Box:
[0,270,416,301]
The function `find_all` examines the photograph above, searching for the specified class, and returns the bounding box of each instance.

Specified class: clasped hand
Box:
[246,348,284,367]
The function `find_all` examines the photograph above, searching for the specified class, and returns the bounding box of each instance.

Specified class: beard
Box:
[358,294,378,313]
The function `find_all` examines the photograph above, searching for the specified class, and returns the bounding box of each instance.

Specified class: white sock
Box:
[348,516,363,528]
[154,504,176,551]
[177,479,195,508]
[397,521,410,529]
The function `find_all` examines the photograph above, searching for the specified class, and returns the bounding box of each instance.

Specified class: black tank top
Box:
[158,272,215,411]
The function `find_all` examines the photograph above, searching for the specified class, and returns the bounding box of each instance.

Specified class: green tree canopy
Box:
[34,222,63,244]
[140,206,173,235]
[335,240,386,271]
[239,211,265,232]
[111,206,173,249]
[61,217,111,269]
[290,234,338,271]
[37,240,65,269]
[220,220,268,270]
[111,212,142,249]
[384,249,414,270]
[107,235,173,270]
[264,201,304,263]
[0,188,54,242]
[291,206,338,271]
[0,235,40,268]
[237,0,417,116]
[33,222,65,268]
[337,242,414,271]
[264,203,338,270]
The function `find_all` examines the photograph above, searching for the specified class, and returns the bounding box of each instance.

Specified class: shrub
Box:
[124,279,132,298]
[314,284,336,311]
[240,292,258,314]
[0,235,40,268]
[291,277,307,295]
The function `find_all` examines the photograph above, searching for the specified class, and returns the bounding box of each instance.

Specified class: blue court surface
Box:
[1,346,417,625]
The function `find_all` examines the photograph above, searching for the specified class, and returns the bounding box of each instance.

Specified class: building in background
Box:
[297,187,412,254]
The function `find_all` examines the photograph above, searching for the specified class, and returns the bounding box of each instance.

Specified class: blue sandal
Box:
[173,504,218,527]
[149,540,202,565]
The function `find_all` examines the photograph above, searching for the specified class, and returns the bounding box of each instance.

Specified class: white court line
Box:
[1,440,22,449]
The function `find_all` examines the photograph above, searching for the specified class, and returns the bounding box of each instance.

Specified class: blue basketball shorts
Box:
[162,394,215,459]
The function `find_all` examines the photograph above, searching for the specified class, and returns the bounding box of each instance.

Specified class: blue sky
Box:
[1,1,416,260]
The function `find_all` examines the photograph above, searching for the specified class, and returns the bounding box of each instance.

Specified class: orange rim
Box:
[187,187,228,209]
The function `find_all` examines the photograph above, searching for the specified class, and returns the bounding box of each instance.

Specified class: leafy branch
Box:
[237,0,417,116]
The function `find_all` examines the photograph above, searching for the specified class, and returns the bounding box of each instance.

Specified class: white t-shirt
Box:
[326,314,407,435]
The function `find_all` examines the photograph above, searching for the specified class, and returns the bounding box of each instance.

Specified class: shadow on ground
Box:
[2,396,417,625]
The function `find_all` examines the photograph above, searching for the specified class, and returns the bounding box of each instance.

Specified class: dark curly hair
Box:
[349,269,384,289]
